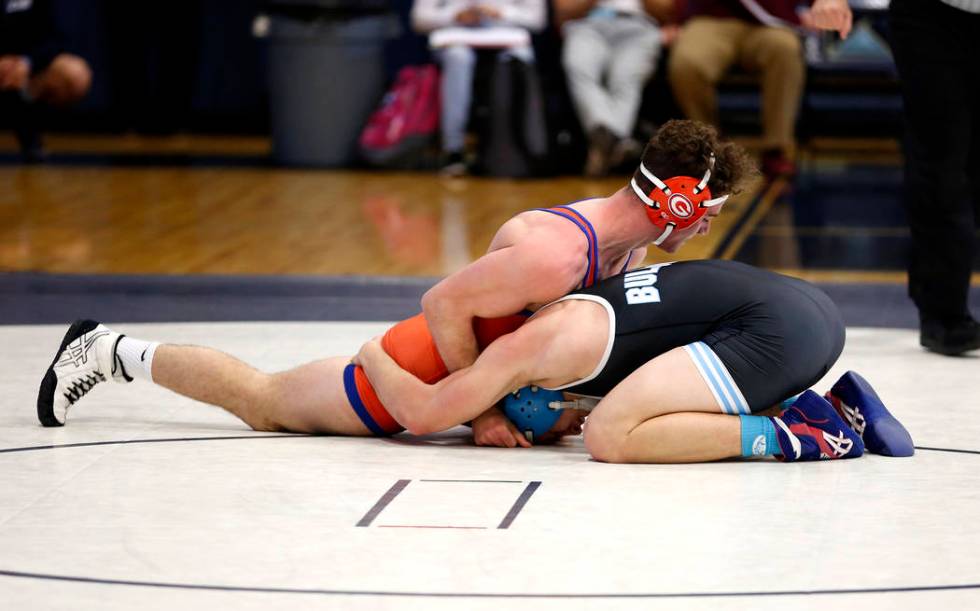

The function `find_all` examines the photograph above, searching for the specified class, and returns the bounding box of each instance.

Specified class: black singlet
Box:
[539,259,845,413]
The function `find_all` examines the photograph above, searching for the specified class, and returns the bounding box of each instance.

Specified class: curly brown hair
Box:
[634,120,757,196]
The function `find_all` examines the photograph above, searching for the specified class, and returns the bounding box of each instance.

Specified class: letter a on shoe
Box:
[771,391,865,462]
[825,371,914,457]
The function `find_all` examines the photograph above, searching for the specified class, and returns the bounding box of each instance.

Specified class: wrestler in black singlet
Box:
[540,259,845,413]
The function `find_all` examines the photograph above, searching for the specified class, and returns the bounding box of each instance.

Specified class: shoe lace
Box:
[64,372,106,404]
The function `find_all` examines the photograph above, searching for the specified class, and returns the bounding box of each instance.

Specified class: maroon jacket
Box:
[684,0,804,26]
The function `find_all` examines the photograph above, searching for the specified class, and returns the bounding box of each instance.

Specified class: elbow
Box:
[402,411,439,436]
[421,286,453,319]
[420,288,436,314]
[396,398,441,435]
[406,422,438,436]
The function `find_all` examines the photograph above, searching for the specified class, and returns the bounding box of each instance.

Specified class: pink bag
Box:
[359,65,440,167]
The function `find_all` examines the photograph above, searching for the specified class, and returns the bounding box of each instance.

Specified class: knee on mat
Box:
[583,418,628,463]
[243,375,288,432]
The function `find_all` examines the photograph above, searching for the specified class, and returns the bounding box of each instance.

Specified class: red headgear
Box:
[630,154,729,246]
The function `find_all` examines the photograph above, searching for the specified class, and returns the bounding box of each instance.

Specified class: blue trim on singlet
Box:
[620,251,633,274]
[534,206,600,289]
[342,364,387,436]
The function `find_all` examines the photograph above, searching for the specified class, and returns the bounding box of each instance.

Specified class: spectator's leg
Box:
[28,54,92,107]
[436,45,477,155]
[667,17,742,128]
[561,20,613,135]
[562,19,618,175]
[889,0,976,330]
[739,26,804,158]
[606,18,662,139]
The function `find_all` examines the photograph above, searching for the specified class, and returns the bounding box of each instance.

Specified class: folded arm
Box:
[421,244,578,371]
[355,329,536,435]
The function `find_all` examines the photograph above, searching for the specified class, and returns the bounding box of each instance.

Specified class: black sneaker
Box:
[920,316,980,356]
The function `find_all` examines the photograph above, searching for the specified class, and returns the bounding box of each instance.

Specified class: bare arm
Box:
[421,244,578,371]
[357,299,607,436]
[355,332,533,435]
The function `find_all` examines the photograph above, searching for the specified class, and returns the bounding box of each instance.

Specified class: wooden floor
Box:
[6,133,975,285]
[0,161,760,277]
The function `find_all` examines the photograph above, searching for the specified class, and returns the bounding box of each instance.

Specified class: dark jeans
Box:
[889,0,980,322]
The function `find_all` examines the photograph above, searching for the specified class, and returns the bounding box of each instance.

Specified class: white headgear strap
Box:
[694,154,716,194]
[629,177,654,206]
[702,194,729,208]
[652,223,675,246]
[637,162,670,195]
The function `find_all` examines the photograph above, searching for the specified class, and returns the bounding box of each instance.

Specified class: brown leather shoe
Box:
[584,126,616,178]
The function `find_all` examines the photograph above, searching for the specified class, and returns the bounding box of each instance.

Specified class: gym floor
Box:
[1,135,979,610]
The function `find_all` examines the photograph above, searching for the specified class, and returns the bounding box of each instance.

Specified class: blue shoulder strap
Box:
[533,206,600,288]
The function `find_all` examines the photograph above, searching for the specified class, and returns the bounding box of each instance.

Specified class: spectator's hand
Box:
[472,406,532,448]
[659,24,680,47]
[455,7,484,25]
[800,0,853,39]
[0,55,30,91]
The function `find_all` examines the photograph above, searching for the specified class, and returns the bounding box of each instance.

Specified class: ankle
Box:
[115,336,160,382]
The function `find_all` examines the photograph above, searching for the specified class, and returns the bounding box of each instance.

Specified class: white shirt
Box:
[411,0,547,33]
[939,0,980,13]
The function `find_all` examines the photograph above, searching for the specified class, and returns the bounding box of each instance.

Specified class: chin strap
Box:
[652,223,674,246]
[548,396,600,412]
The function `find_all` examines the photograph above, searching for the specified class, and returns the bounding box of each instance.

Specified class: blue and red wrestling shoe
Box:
[771,391,865,461]
[824,371,914,457]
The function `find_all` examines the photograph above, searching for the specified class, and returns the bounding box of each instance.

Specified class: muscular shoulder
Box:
[490,210,589,252]
[492,212,589,281]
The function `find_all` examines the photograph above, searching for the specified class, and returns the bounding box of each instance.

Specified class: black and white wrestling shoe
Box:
[37,320,132,427]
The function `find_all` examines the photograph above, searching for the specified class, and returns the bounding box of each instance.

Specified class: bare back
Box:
[486,198,639,310]
[421,192,648,371]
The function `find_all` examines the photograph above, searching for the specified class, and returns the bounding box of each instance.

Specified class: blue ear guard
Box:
[503,385,565,441]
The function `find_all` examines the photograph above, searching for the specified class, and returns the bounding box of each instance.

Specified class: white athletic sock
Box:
[115,336,160,382]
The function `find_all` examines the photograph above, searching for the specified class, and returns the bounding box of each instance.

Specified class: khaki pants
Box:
[668,17,804,154]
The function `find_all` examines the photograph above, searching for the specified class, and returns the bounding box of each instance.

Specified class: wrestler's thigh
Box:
[269,355,373,436]
[587,347,717,436]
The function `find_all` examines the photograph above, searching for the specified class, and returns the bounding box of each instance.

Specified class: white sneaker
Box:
[37,320,132,427]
